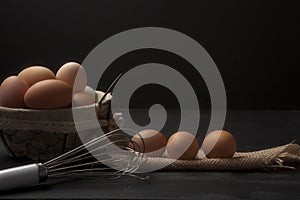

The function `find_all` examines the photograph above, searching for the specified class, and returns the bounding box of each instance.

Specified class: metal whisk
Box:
[0,128,144,191]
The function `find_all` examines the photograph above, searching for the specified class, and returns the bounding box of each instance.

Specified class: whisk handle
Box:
[0,163,47,191]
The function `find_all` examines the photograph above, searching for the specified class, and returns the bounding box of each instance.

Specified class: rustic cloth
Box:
[1,96,300,170]
[140,143,300,171]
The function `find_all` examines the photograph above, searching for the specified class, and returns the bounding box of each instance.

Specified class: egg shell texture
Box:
[56,62,87,92]
[24,79,72,109]
[0,76,29,108]
[129,129,167,157]
[202,130,237,158]
[167,131,199,160]
[72,92,96,107]
[18,66,55,86]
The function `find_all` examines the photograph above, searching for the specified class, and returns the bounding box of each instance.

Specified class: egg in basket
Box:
[0,62,121,161]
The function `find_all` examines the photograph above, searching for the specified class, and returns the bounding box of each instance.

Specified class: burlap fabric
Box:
[1,92,300,170]
[138,143,300,171]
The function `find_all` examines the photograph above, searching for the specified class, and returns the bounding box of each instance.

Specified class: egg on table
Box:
[128,129,167,157]
[56,62,87,92]
[0,76,29,108]
[202,130,237,158]
[18,66,55,86]
[166,131,199,160]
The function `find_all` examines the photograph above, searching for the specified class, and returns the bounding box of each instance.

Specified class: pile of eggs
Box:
[0,62,238,161]
[0,62,96,109]
[129,129,237,160]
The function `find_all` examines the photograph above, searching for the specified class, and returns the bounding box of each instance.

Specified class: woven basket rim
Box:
[0,91,112,112]
[0,91,112,123]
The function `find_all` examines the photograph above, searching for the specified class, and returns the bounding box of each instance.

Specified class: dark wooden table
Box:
[1,111,300,199]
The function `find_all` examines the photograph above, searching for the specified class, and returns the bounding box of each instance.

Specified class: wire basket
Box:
[0,91,121,162]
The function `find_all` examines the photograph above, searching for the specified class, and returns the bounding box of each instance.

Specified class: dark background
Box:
[1,2,300,198]
[0,0,299,110]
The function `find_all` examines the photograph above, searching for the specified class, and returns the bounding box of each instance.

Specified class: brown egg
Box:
[128,129,167,157]
[0,76,29,108]
[202,130,237,158]
[24,79,72,109]
[72,92,96,107]
[167,131,199,160]
[18,66,55,86]
[56,62,87,92]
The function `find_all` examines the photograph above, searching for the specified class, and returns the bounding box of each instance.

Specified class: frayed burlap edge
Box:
[137,143,300,171]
